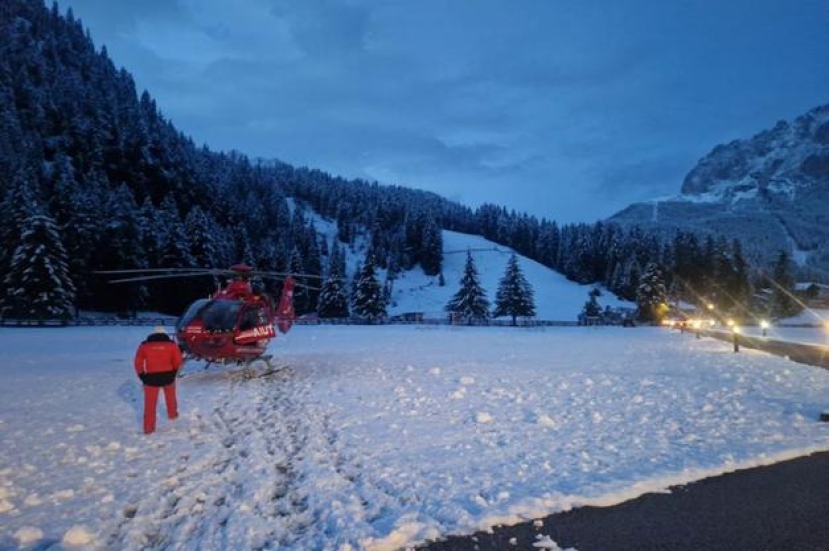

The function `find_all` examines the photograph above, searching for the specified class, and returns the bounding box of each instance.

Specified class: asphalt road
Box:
[418,451,829,551]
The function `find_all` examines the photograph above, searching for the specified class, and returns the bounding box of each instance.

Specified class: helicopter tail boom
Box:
[276,276,296,334]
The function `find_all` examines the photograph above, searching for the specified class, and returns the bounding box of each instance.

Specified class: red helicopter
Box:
[97,264,310,369]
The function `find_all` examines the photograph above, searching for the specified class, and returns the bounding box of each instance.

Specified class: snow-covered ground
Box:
[2,325,829,551]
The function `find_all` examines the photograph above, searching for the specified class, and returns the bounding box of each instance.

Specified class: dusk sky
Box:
[64,0,829,223]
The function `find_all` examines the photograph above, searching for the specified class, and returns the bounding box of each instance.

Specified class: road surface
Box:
[419,451,829,551]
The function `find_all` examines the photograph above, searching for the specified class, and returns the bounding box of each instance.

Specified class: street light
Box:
[760,319,769,337]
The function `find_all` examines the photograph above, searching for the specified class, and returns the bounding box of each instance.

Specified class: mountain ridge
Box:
[610,103,829,281]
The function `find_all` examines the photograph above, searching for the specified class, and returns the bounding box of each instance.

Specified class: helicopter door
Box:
[235,304,275,344]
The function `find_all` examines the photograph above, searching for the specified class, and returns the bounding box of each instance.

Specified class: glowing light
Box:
[760,320,770,329]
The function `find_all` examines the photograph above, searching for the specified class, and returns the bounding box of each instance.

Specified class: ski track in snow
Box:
[102,365,364,551]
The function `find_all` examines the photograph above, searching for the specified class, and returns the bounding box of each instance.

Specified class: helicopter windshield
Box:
[177,298,210,332]
[200,300,243,332]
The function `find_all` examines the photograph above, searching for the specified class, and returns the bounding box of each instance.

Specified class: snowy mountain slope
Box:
[306,210,631,321]
[1,326,828,551]
[386,231,631,321]
[610,103,829,277]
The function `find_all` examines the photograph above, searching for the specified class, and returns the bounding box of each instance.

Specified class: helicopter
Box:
[96,263,315,369]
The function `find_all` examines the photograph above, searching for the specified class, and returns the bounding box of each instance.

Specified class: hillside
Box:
[387,231,631,321]
[307,212,632,321]
[610,104,829,280]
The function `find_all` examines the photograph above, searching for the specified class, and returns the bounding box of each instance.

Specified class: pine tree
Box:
[1,213,75,319]
[636,262,668,323]
[328,237,347,279]
[446,251,490,324]
[726,239,752,316]
[493,253,536,325]
[288,247,312,315]
[316,237,350,319]
[317,275,350,319]
[420,219,443,276]
[352,255,387,321]
[185,206,218,268]
[581,287,602,321]
[768,251,800,318]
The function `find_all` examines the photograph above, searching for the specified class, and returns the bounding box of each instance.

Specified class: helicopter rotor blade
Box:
[95,266,330,283]
[248,270,326,280]
[292,282,320,292]
[105,272,222,284]
[94,268,218,275]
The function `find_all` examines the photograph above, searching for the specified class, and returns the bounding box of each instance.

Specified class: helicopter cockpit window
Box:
[201,300,242,332]
[177,299,210,332]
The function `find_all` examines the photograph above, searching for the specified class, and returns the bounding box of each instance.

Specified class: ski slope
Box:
[1,325,828,550]
[305,219,632,321]
[387,231,631,320]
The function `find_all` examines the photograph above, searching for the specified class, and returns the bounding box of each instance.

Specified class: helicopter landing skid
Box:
[240,358,289,380]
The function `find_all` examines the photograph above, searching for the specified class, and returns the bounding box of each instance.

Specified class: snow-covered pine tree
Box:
[288,247,313,315]
[724,239,752,314]
[317,239,350,319]
[420,219,443,276]
[1,213,75,320]
[445,251,490,324]
[351,255,387,321]
[636,262,668,323]
[317,276,350,319]
[580,287,602,321]
[185,206,218,268]
[52,166,105,307]
[0,168,38,293]
[769,250,800,318]
[493,253,536,325]
[328,237,347,279]
[301,222,323,309]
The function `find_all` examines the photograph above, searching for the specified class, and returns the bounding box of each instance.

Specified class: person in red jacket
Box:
[134,326,184,434]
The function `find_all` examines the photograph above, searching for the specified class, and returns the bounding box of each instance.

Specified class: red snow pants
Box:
[142,383,178,434]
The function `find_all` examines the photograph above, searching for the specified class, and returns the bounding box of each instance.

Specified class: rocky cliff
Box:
[610,104,829,280]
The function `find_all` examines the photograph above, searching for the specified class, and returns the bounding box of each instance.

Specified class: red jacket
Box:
[134,334,184,385]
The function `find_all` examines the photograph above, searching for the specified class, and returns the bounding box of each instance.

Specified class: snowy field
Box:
[1,325,829,551]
